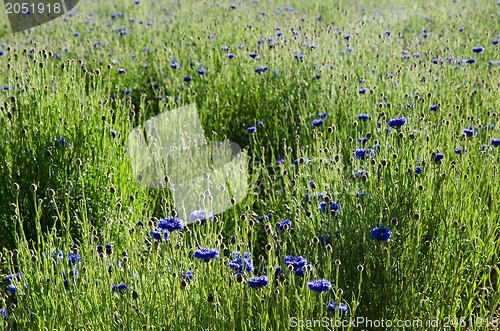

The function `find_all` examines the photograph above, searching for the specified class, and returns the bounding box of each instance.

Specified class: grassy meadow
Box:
[0,0,500,329]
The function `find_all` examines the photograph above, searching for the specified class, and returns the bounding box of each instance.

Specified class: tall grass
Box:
[1,0,500,329]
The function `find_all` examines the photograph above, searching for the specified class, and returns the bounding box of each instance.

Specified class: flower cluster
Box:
[228,251,254,273]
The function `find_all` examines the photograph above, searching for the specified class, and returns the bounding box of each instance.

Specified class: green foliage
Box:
[0,0,500,329]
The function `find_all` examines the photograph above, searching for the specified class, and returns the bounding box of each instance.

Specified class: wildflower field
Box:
[1,0,500,329]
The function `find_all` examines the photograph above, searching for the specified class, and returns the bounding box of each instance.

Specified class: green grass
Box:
[0,0,500,329]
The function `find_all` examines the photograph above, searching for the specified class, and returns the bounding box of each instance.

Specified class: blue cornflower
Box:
[434,153,445,161]
[354,169,365,178]
[454,147,467,155]
[308,279,332,293]
[491,138,500,147]
[182,270,193,280]
[54,137,70,149]
[151,228,161,240]
[312,119,324,127]
[229,251,254,273]
[318,113,328,119]
[257,121,264,126]
[0,308,6,317]
[314,73,321,79]
[190,210,213,223]
[385,31,391,36]
[68,252,82,266]
[275,219,291,232]
[276,159,285,165]
[371,227,392,242]
[97,245,104,253]
[227,53,236,59]
[344,35,351,40]
[388,117,407,128]
[472,47,484,53]
[221,46,230,52]
[8,284,15,295]
[257,213,272,222]
[294,157,310,166]
[303,193,324,202]
[158,217,184,232]
[150,227,169,241]
[107,259,121,274]
[357,137,368,144]
[415,166,422,175]
[359,88,368,95]
[294,54,304,61]
[170,62,180,69]
[198,68,207,75]
[117,68,126,74]
[194,248,219,262]
[430,105,438,111]
[463,129,476,137]
[183,76,192,82]
[295,265,314,277]
[327,302,348,313]
[320,201,340,213]
[247,275,268,288]
[247,127,257,133]
[111,283,128,293]
[465,59,476,64]
[358,114,370,121]
[255,66,268,74]
[355,148,371,160]
[5,272,23,284]
[492,40,499,45]
[285,256,307,270]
